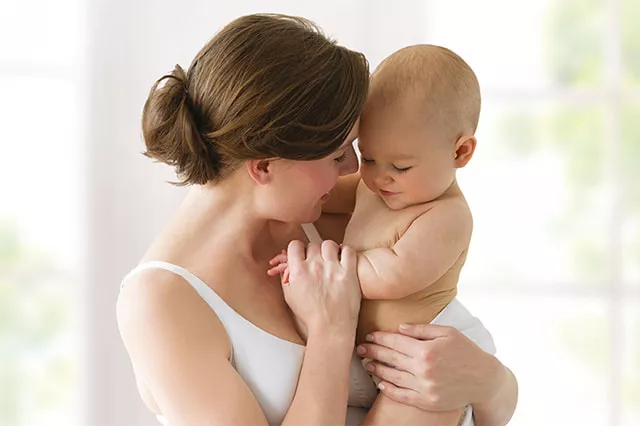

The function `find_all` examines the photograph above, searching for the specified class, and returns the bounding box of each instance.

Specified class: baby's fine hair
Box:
[369,44,481,140]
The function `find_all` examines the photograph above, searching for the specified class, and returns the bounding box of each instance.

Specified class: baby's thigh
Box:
[361,393,464,426]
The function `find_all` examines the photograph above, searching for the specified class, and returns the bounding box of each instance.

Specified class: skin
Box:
[117,127,365,426]
[118,119,518,425]
[312,92,519,425]
[315,204,519,426]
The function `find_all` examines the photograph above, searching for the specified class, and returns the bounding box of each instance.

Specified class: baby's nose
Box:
[374,173,393,186]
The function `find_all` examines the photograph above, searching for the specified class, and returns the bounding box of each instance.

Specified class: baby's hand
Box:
[267,249,290,283]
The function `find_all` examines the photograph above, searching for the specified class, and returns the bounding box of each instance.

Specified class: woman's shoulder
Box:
[117,266,232,361]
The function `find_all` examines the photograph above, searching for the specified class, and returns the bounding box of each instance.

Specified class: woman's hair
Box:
[142,14,369,185]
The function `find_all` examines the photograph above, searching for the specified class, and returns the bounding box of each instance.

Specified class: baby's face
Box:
[358,99,456,210]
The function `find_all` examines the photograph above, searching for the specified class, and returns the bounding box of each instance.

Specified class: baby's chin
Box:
[381,194,435,211]
[380,196,410,211]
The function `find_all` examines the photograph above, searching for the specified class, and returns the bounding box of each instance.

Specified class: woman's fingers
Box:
[365,361,416,389]
[361,331,427,358]
[397,323,452,341]
[375,380,422,407]
[320,240,340,261]
[357,341,413,371]
[339,244,356,269]
[287,240,306,264]
[306,242,321,259]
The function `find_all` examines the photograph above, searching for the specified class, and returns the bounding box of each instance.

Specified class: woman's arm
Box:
[470,365,518,426]
[117,267,358,426]
[285,330,356,425]
[281,240,362,426]
[357,324,518,426]
[117,270,269,425]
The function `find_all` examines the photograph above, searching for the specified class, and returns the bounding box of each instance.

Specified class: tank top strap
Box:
[120,260,239,362]
[301,222,322,243]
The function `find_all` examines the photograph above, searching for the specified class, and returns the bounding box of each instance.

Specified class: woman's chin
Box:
[299,205,323,224]
[273,208,321,225]
[302,209,322,224]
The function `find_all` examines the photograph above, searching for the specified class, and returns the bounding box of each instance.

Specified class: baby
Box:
[270,44,484,425]
[327,44,481,344]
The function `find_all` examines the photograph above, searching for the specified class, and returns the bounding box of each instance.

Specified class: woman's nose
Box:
[338,145,359,176]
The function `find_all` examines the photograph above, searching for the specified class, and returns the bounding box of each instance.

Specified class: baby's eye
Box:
[393,165,412,173]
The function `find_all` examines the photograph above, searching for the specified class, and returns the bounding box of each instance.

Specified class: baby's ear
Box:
[246,159,273,185]
[453,135,476,168]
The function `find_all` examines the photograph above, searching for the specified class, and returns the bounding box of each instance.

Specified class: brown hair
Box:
[142,14,369,185]
[368,44,480,141]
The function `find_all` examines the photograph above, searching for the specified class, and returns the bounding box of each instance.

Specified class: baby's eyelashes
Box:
[393,165,412,173]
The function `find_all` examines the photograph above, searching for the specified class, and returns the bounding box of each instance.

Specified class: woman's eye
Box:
[334,152,347,163]
[393,165,412,173]
[361,158,374,164]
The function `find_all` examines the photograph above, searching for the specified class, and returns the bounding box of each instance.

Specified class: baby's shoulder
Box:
[412,194,472,231]
[431,192,471,216]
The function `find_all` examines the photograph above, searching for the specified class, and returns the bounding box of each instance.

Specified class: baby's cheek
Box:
[359,168,374,189]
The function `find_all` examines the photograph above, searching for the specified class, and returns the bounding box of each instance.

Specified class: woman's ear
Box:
[246,159,273,185]
[453,135,477,168]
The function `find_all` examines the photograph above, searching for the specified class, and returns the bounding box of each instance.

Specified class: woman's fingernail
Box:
[378,383,386,390]
[365,334,374,342]
[399,324,412,330]
[356,345,366,355]
[366,363,375,372]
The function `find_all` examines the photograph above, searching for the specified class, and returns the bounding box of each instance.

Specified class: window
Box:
[4,1,637,425]
[420,1,639,425]
[0,1,84,425]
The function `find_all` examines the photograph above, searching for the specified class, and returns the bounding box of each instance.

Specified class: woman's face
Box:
[267,124,359,223]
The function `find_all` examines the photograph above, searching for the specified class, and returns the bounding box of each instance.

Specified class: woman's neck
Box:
[150,178,296,266]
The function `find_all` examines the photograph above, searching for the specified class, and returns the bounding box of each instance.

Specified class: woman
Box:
[117,14,517,426]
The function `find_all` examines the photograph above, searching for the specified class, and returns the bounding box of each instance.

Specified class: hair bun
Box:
[141,64,222,185]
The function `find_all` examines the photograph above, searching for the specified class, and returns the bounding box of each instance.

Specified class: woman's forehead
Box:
[341,120,360,147]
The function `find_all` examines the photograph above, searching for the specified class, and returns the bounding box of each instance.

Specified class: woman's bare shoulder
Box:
[116,268,271,424]
[116,267,232,362]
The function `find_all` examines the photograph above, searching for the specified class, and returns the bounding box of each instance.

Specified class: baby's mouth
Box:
[379,189,398,197]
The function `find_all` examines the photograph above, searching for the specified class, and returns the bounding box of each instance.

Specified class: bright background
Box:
[0,0,638,425]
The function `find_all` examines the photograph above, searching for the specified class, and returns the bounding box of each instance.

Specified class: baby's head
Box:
[358,44,480,210]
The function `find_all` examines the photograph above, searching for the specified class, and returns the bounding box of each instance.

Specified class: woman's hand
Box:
[357,323,507,412]
[271,240,361,337]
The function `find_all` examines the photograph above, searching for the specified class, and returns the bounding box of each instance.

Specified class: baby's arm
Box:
[358,201,471,300]
[321,172,360,214]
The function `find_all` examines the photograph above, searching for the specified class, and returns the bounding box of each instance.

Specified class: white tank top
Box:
[121,223,371,426]
[121,223,493,426]
[122,259,305,426]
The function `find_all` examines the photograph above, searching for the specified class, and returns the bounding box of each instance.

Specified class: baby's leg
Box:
[361,393,465,426]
